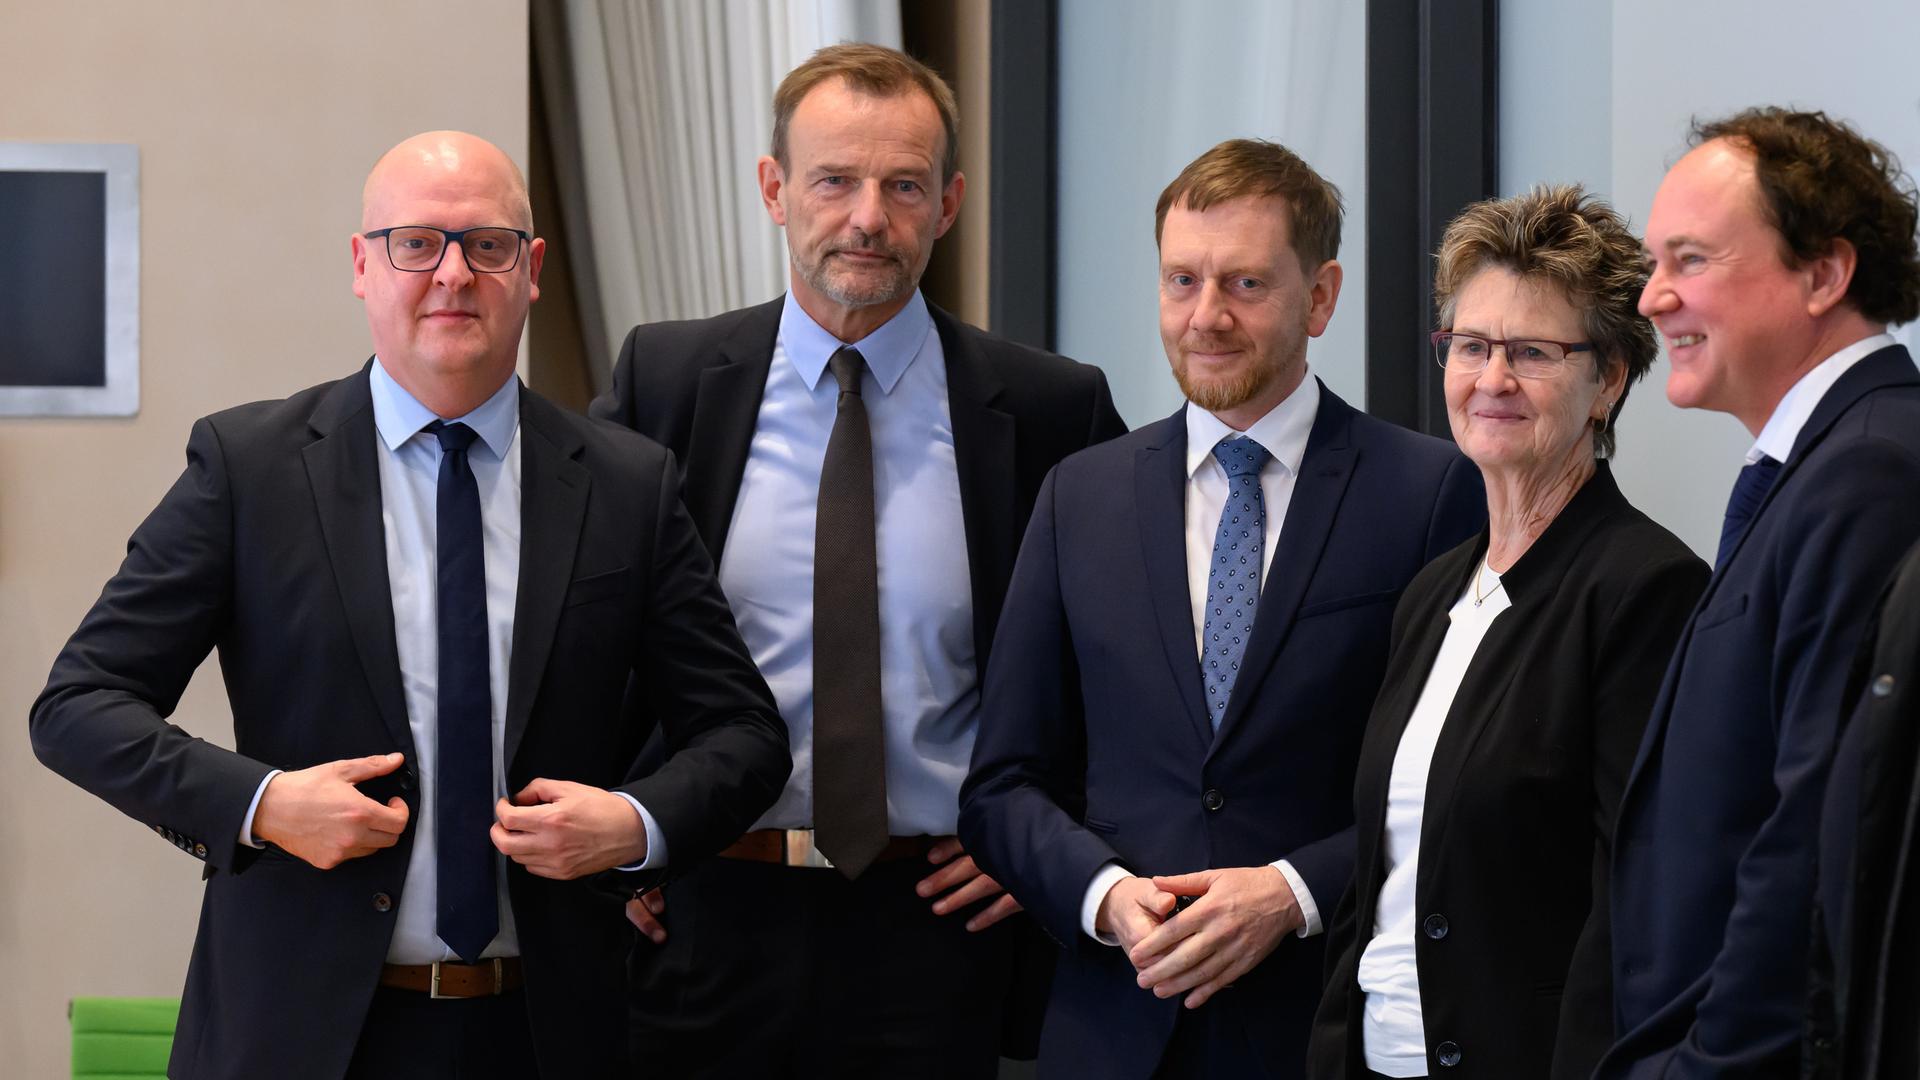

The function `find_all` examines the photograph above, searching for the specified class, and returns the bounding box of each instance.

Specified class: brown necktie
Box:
[813,346,888,878]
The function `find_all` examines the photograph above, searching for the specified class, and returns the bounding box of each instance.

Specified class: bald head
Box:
[361,130,532,232]
[352,129,544,420]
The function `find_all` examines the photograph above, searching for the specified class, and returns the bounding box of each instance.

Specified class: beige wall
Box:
[0,3,527,1074]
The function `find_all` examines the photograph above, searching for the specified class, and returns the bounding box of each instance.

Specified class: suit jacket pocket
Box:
[1693,592,1749,632]
[564,567,629,608]
[1083,816,1119,834]
[1296,588,1399,620]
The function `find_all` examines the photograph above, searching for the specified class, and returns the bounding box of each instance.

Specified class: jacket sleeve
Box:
[959,467,1122,946]
[29,417,275,873]
[616,449,790,887]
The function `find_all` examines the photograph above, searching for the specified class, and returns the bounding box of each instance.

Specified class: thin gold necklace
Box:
[1472,560,1503,607]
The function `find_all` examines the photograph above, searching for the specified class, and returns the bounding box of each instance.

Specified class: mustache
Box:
[1179,334,1251,354]
[828,231,903,262]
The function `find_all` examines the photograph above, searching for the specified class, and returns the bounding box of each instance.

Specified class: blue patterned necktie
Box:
[1202,436,1272,730]
[427,420,497,964]
[1716,454,1781,568]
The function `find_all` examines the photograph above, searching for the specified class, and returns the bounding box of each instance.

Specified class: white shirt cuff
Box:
[1080,861,1134,945]
[1273,858,1321,937]
[612,791,666,871]
[238,770,282,848]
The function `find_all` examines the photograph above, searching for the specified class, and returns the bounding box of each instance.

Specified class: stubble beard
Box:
[795,236,914,309]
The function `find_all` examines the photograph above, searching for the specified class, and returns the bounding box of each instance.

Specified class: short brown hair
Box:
[1434,185,1657,458]
[1154,139,1344,270]
[1693,107,1920,326]
[771,43,961,182]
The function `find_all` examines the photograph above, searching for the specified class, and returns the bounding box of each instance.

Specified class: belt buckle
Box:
[784,829,834,870]
[429,958,503,999]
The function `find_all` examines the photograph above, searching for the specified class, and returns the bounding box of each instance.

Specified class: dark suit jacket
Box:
[1603,345,1920,1078]
[1309,463,1706,1080]
[589,294,1126,1054]
[959,387,1485,1079]
[1806,535,1920,1079]
[29,368,790,1079]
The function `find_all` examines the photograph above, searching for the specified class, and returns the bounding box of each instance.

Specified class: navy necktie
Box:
[427,420,496,963]
[1202,437,1272,731]
[1716,455,1781,568]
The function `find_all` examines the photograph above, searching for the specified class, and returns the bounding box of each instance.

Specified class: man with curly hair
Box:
[1603,107,1920,1078]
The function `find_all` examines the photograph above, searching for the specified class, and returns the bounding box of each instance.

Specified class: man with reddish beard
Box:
[1602,108,1920,1078]
[593,44,1125,1077]
[958,139,1483,1078]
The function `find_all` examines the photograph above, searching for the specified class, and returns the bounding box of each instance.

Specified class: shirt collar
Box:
[369,357,520,458]
[1748,332,1895,464]
[778,289,935,395]
[1184,371,1320,480]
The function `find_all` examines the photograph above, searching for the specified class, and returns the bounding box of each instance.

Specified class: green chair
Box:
[69,997,180,1080]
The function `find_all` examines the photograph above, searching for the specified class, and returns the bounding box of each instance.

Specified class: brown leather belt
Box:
[379,958,524,999]
[718,828,940,869]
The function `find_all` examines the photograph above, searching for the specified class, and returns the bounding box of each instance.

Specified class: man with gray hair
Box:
[594,42,1124,1077]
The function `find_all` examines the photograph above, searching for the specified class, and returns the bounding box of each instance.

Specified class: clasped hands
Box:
[625,836,1021,944]
[1095,866,1303,1009]
[251,752,645,879]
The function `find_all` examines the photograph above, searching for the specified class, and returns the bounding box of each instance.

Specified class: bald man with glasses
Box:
[30,130,788,1079]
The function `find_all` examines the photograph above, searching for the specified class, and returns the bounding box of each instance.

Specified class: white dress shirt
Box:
[1357,562,1510,1077]
[1747,332,1894,465]
[717,290,978,836]
[239,360,660,965]
[1079,375,1326,943]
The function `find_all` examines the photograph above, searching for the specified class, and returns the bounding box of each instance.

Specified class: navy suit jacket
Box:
[1603,345,1920,1078]
[959,384,1483,1079]
[30,368,790,1078]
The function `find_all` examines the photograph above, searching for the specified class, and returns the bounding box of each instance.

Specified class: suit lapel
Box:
[1213,384,1357,751]
[503,391,590,771]
[1717,346,1920,576]
[1135,411,1215,749]
[682,299,780,558]
[934,306,1017,667]
[1633,346,1920,786]
[302,367,415,758]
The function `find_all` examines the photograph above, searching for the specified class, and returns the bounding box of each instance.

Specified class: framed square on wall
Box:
[0,142,139,417]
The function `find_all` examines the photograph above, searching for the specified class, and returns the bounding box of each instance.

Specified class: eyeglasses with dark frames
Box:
[1431,331,1595,379]
[364,225,531,274]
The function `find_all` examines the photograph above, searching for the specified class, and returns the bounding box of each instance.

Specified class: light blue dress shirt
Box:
[718,290,977,836]
[240,360,660,965]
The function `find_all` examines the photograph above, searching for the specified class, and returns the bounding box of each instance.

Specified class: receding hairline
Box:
[360,130,533,232]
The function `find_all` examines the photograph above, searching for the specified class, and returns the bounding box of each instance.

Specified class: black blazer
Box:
[960,390,1485,1079]
[1807,535,1920,1079]
[1604,345,1920,1078]
[589,294,1127,1056]
[1310,463,1706,1079]
[29,368,790,1079]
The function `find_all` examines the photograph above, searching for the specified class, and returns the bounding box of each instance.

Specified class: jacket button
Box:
[194,843,208,858]
[372,892,393,913]
[1873,674,1896,698]
[1202,789,1225,812]
[1435,1040,1462,1067]
[399,770,415,793]
[1423,913,1449,939]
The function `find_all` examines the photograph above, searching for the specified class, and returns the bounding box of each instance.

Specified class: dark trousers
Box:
[345,984,538,1079]
[1152,1002,1271,1079]
[628,854,1018,1079]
